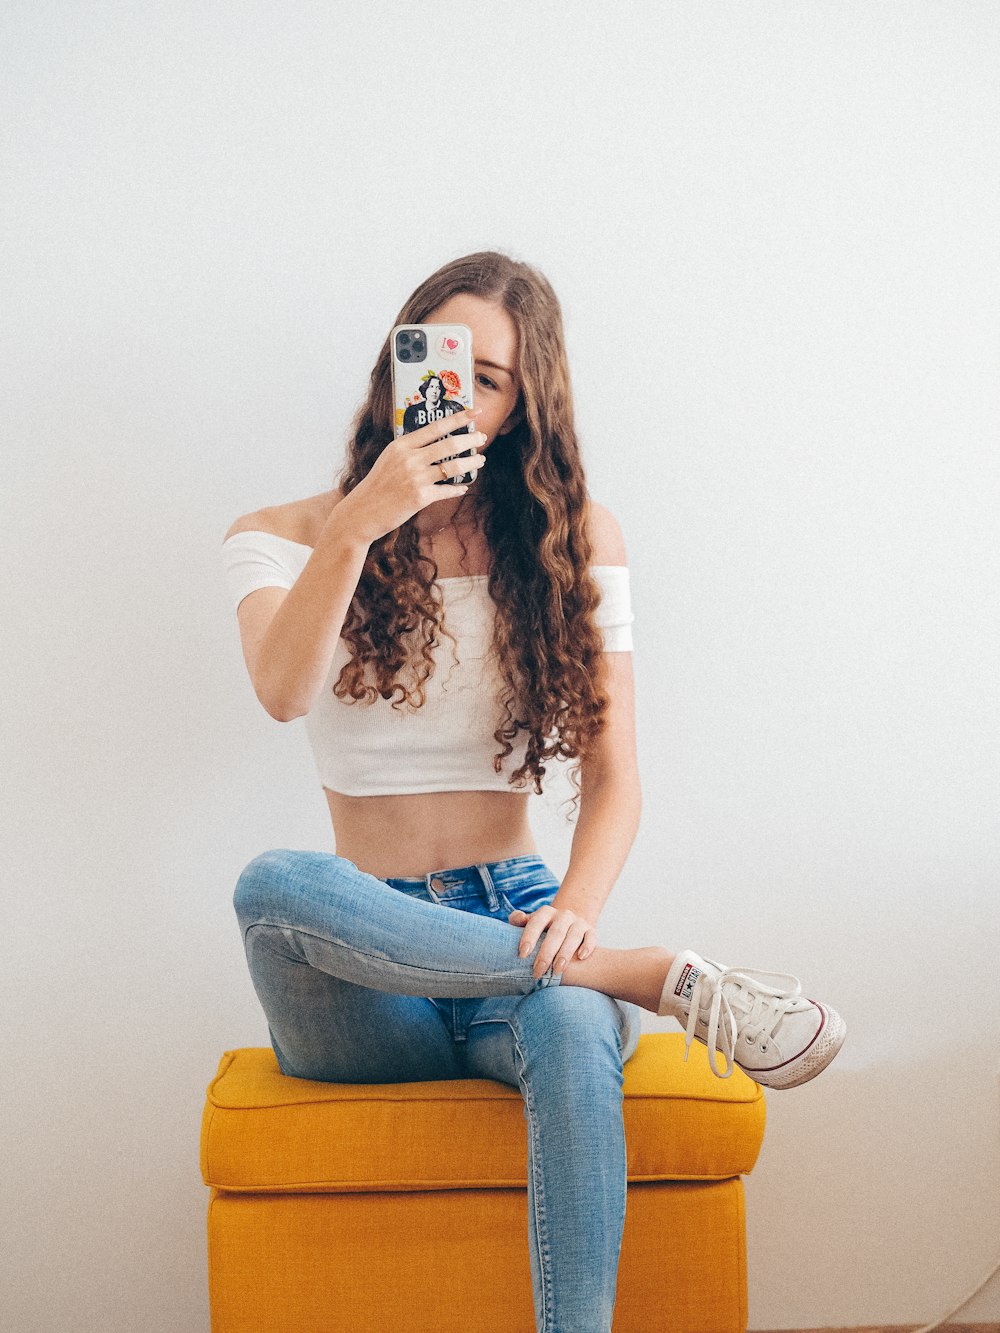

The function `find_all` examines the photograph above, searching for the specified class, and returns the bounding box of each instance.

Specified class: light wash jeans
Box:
[233,848,643,1333]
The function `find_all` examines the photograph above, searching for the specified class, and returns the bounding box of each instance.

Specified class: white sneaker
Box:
[658,949,846,1089]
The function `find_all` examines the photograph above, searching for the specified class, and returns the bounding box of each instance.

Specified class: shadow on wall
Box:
[743,1044,1000,1326]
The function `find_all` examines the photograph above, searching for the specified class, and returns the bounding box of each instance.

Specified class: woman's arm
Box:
[552,650,642,922]
[227,496,371,722]
[558,499,641,918]
[510,502,642,976]
[229,409,486,721]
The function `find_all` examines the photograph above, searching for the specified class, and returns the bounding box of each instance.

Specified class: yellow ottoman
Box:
[200,1032,765,1332]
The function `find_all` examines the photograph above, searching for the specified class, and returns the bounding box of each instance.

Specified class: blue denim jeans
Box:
[233,848,642,1333]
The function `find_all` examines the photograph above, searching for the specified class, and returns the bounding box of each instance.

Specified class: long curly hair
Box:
[331,250,610,818]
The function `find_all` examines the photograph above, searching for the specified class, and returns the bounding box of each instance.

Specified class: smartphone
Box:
[389,322,476,485]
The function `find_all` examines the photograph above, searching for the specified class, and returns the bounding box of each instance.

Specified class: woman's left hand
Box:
[508,905,598,979]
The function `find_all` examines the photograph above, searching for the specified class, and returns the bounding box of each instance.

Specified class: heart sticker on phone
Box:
[436,333,463,358]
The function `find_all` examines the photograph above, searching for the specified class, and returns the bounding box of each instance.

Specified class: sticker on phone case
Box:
[402,369,468,433]
[435,332,464,359]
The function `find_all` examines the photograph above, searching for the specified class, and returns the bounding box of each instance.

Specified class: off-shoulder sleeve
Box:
[591,565,634,651]
[221,530,299,613]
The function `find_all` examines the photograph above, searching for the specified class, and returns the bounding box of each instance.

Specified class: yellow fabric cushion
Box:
[201,1033,765,1194]
[206,1181,749,1332]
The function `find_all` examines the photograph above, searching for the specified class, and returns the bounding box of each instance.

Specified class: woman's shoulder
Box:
[224,487,347,547]
[223,490,623,561]
[585,499,627,566]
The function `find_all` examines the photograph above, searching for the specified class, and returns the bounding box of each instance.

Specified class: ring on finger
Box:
[437,461,449,481]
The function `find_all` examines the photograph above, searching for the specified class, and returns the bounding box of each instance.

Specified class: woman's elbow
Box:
[254,681,306,724]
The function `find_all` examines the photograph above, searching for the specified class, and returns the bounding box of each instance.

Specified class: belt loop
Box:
[477,863,500,911]
[425,872,443,903]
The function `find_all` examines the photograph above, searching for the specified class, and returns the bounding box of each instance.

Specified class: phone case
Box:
[390,322,476,485]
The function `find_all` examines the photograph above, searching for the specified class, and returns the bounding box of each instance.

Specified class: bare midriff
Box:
[324,787,539,879]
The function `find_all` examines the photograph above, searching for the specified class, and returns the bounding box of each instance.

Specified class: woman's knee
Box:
[518,985,627,1056]
[510,988,628,1108]
[234,849,292,920]
[233,853,370,927]
[232,848,349,923]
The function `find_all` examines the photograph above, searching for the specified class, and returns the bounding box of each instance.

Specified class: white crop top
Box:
[221,530,634,797]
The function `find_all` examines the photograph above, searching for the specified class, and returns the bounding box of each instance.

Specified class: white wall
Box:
[4,3,998,1329]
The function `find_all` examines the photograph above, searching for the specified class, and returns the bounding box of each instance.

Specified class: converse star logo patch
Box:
[674,963,702,1003]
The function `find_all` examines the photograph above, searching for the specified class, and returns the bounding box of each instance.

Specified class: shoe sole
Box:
[748,1005,847,1090]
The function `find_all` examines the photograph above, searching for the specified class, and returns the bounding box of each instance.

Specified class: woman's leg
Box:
[232,848,671,1005]
[235,848,570,1001]
[234,848,844,1090]
[464,988,641,1333]
[389,855,642,1333]
[241,916,466,1082]
[235,849,639,1326]
[232,846,560,1087]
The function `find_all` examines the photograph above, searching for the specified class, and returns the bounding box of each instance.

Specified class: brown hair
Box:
[331,250,610,818]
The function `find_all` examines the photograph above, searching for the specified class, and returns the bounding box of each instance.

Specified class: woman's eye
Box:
[476,374,498,391]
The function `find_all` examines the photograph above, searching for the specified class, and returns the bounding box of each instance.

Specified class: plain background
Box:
[3,2,998,1329]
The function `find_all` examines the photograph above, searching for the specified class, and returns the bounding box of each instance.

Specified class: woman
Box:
[221,250,845,1333]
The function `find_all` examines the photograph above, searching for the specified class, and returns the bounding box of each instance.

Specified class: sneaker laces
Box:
[684,966,805,1079]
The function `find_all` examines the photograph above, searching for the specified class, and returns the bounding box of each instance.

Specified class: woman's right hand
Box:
[337,408,488,546]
